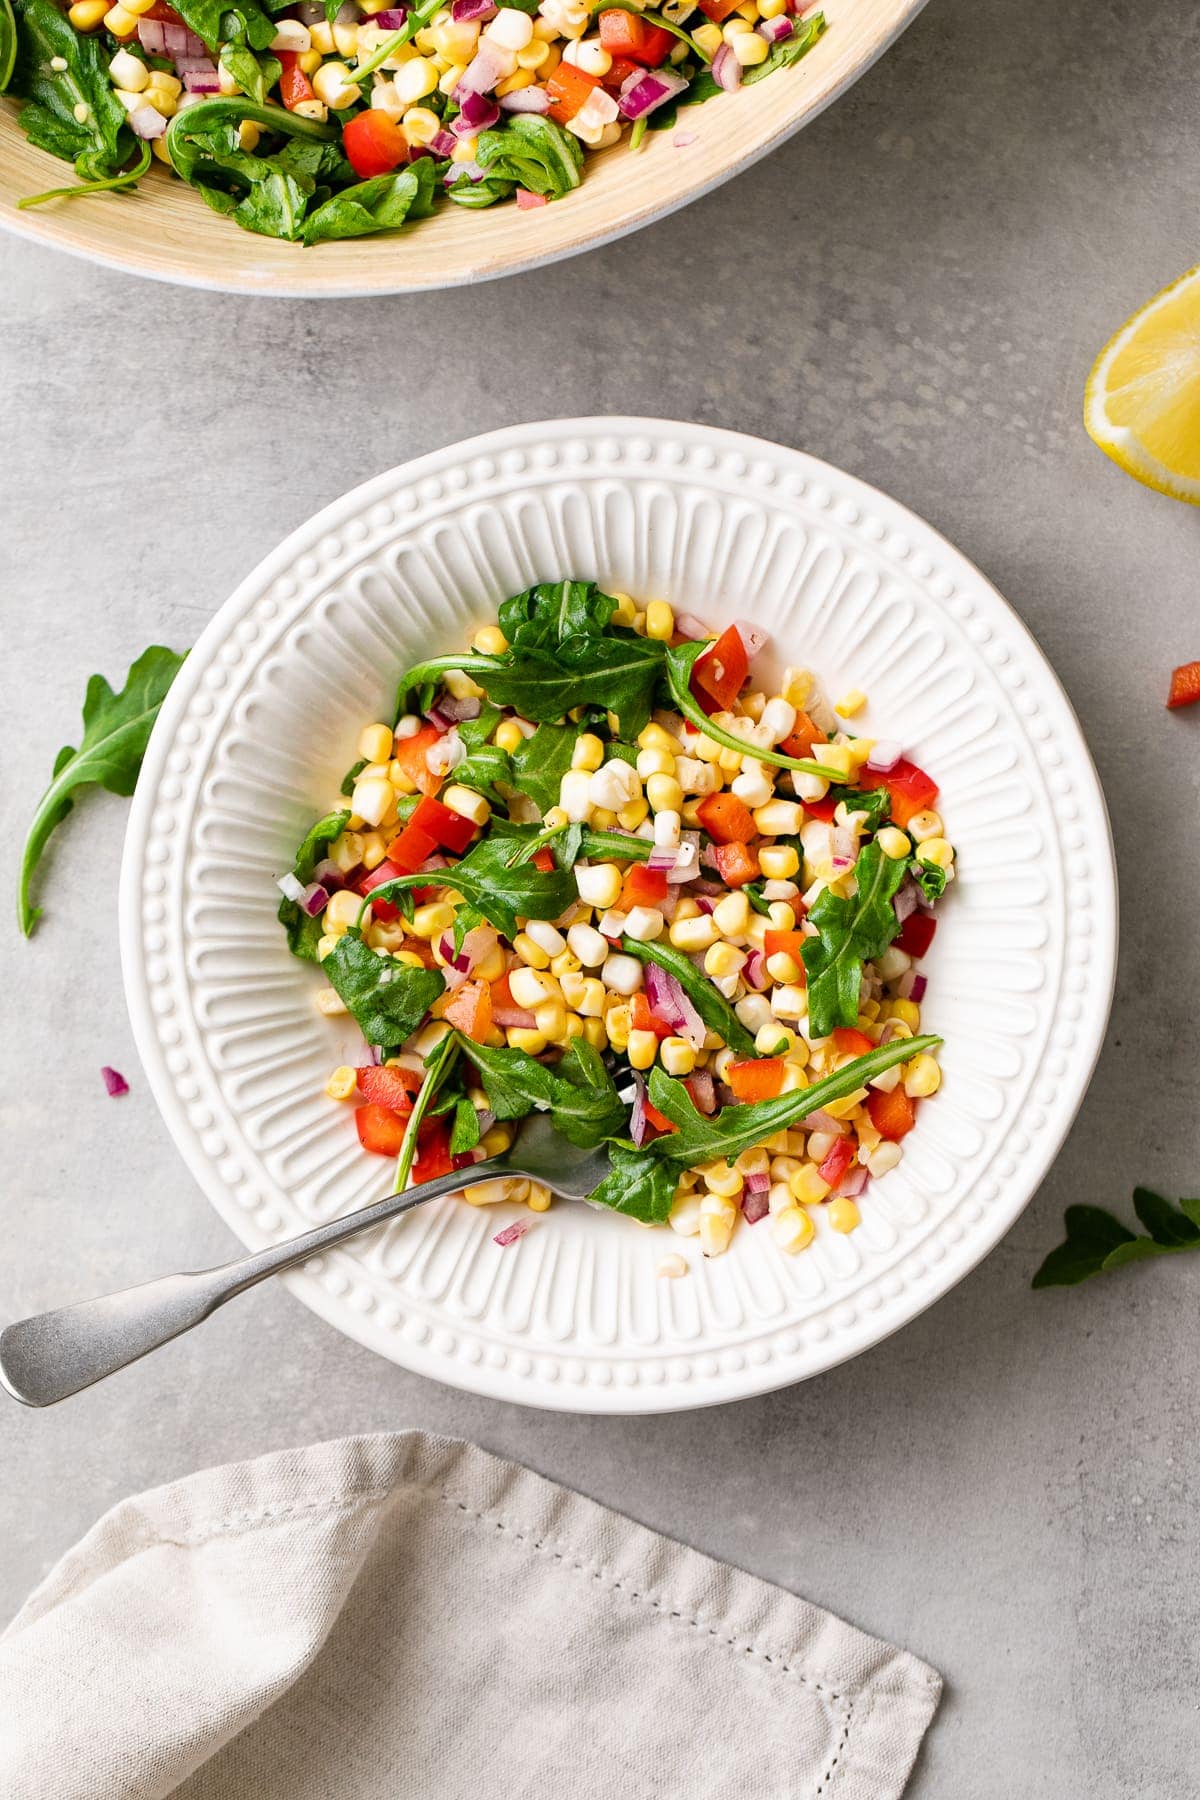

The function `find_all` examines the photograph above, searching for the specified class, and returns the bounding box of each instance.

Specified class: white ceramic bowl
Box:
[120,417,1117,1412]
[0,0,926,296]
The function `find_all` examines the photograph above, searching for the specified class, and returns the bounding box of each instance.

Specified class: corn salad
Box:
[5,0,827,243]
[279,579,953,1260]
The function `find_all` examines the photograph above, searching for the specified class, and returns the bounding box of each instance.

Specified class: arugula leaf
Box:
[589,0,712,60]
[394,1030,457,1190]
[18,645,186,937]
[910,859,948,903]
[18,142,150,208]
[743,882,773,917]
[1033,1189,1200,1288]
[449,1094,482,1156]
[509,722,578,816]
[500,580,615,650]
[831,783,890,829]
[277,808,350,960]
[472,115,583,201]
[396,636,666,739]
[587,1142,678,1224]
[644,1035,941,1168]
[165,99,341,241]
[801,843,908,1038]
[218,41,281,104]
[662,643,845,780]
[322,932,445,1055]
[456,702,502,752]
[452,742,513,808]
[602,741,638,766]
[743,10,826,83]
[301,157,437,245]
[11,0,134,183]
[619,936,757,1058]
[455,1035,628,1149]
[1,0,18,91]
[366,824,576,939]
[168,0,276,52]
[340,757,368,797]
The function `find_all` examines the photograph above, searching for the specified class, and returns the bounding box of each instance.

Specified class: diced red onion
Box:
[457,88,501,129]
[373,5,409,24]
[757,14,793,40]
[711,42,741,88]
[743,948,768,991]
[425,703,455,731]
[742,1188,770,1224]
[441,962,469,991]
[598,909,626,941]
[101,1065,129,1097]
[430,128,458,155]
[715,1081,737,1108]
[910,974,928,1002]
[673,613,712,641]
[492,1000,537,1029]
[690,877,725,897]
[830,855,855,876]
[437,694,482,722]
[647,845,680,872]
[499,85,550,113]
[452,0,495,17]
[417,852,449,873]
[836,1165,869,1199]
[658,886,680,924]
[644,963,706,1052]
[866,739,902,772]
[426,729,465,776]
[831,822,856,862]
[475,1109,496,1137]
[744,1169,771,1193]
[618,67,688,120]
[128,104,168,139]
[805,1109,849,1136]
[686,1069,716,1115]
[277,871,306,903]
[181,63,220,92]
[629,1074,648,1147]
[439,933,472,972]
[312,858,345,891]
[300,881,329,918]
[457,39,511,94]
[734,619,769,658]
[673,129,697,148]
[666,831,700,884]
[493,1219,531,1247]
[136,17,206,60]
[893,879,919,923]
[694,894,715,914]
[895,968,916,1000]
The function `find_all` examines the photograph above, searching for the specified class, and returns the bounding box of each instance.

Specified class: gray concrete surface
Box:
[3,0,1199,1792]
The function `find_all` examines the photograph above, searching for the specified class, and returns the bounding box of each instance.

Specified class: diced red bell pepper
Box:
[697,0,743,18]
[408,793,477,854]
[726,1057,785,1101]
[601,53,642,91]
[779,710,827,760]
[817,1137,856,1188]
[858,758,939,828]
[866,1085,917,1141]
[1167,661,1200,709]
[546,61,601,122]
[342,109,408,179]
[356,1064,421,1112]
[712,840,760,887]
[533,847,557,873]
[392,723,444,797]
[359,856,415,899]
[621,862,669,909]
[277,49,316,112]
[643,1099,678,1135]
[695,791,756,844]
[355,1103,409,1157]
[895,911,937,959]
[382,822,439,877]
[412,1116,453,1182]
[442,979,493,1043]
[763,927,805,962]
[801,793,839,822]
[632,992,674,1040]
[831,1027,875,1057]
[598,8,674,65]
[690,625,748,713]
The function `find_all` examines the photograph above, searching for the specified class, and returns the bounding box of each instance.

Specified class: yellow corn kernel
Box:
[645,600,674,642]
[534,1000,568,1042]
[876,826,912,860]
[610,591,638,627]
[504,1027,546,1055]
[479,1125,514,1156]
[660,1036,696,1077]
[765,951,801,984]
[645,773,683,814]
[704,941,745,980]
[906,809,943,843]
[493,718,525,754]
[402,104,441,146]
[550,949,582,981]
[828,1196,861,1234]
[904,1053,941,1098]
[698,1192,738,1256]
[637,748,675,778]
[693,18,723,53]
[442,784,489,827]
[322,888,363,935]
[516,36,550,66]
[236,118,261,150]
[758,0,787,14]
[571,732,605,772]
[835,689,867,718]
[885,998,922,1031]
[814,741,853,779]
[616,797,649,831]
[357,721,393,763]
[916,837,955,869]
[496,66,534,94]
[722,15,754,35]
[707,892,747,939]
[527,1182,552,1212]
[576,977,607,1017]
[354,831,385,873]
[103,3,138,33]
[758,844,799,880]
[669,914,718,953]
[730,29,768,62]
[393,949,427,971]
[822,1088,868,1120]
[316,934,338,961]
[68,0,109,23]
[512,931,551,970]
[606,1002,632,1051]
[699,1160,744,1199]
[297,47,323,74]
[410,901,455,939]
[627,1028,658,1071]
[472,624,507,656]
[772,1206,815,1253]
[789,1164,831,1206]
[463,1178,511,1206]
[582,1016,608,1051]
[325,1065,357,1101]
[637,722,680,755]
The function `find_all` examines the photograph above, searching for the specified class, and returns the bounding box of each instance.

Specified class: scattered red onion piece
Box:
[673,129,697,147]
[493,1219,531,1248]
[430,127,458,155]
[452,0,495,18]
[743,948,768,990]
[666,831,701,884]
[500,85,551,113]
[744,1169,770,1194]
[742,1189,770,1224]
[836,1165,869,1199]
[618,68,688,120]
[910,973,928,1002]
[672,614,711,641]
[711,41,741,89]
[686,1069,716,1115]
[101,1066,129,1097]
[457,39,512,93]
[438,693,483,722]
[492,1001,537,1029]
[299,881,329,918]
[734,619,769,657]
[805,1109,850,1136]
[757,14,793,40]
[893,880,920,923]
[866,739,902,772]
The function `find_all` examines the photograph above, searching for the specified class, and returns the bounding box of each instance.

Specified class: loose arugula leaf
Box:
[301,157,437,245]
[662,643,844,780]
[0,0,15,91]
[340,757,368,796]
[218,41,281,104]
[455,1035,628,1149]
[18,143,150,208]
[11,0,134,183]
[396,636,667,739]
[365,824,576,939]
[169,0,276,52]
[620,936,757,1058]
[644,1035,941,1168]
[499,580,615,650]
[322,931,445,1055]
[473,115,583,201]
[801,843,909,1037]
[742,10,825,83]
[277,808,350,960]
[587,1142,678,1224]
[1033,1189,1200,1287]
[18,645,186,937]
[910,859,948,903]
[509,722,578,816]
[449,1094,482,1156]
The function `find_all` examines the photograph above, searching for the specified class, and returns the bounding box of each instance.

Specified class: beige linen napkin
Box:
[0,1432,940,1799]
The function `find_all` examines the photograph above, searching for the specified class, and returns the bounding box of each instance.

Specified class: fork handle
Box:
[0,1158,510,1408]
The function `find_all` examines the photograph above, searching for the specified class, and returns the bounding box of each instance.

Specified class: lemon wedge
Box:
[1085,263,1200,504]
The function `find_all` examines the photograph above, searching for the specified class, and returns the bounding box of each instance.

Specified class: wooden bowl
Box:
[0,0,926,296]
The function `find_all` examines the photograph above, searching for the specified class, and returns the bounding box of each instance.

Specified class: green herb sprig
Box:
[1033,1189,1200,1288]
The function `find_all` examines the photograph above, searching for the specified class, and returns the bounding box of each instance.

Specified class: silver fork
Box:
[0,1109,620,1408]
